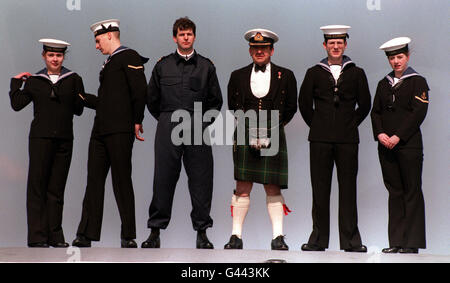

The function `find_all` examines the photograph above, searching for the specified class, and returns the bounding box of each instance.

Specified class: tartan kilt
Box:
[233,122,289,189]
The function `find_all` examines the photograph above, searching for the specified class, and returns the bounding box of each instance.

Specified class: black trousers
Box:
[27,138,73,245]
[378,145,426,248]
[147,112,214,231]
[307,142,363,249]
[76,133,136,241]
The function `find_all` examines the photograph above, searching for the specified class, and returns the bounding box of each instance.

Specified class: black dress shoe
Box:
[382,247,400,253]
[121,239,137,248]
[344,245,367,253]
[399,248,419,254]
[49,242,70,248]
[301,243,325,251]
[271,235,289,251]
[72,235,91,248]
[196,230,214,249]
[141,230,160,248]
[224,235,243,249]
[28,242,49,248]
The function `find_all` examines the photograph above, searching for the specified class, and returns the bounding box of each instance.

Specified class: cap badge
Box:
[254,32,263,41]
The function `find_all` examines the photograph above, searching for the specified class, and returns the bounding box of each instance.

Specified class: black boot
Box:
[382,246,400,253]
[301,243,325,251]
[224,235,243,249]
[399,248,419,254]
[271,235,289,251]
[28,242,49,248]
[344,245,368,253]
[49,242,70,248]
[196,230,214,249]
[141,229,160,248]
[121,239,138,248]
[72,235,91,248]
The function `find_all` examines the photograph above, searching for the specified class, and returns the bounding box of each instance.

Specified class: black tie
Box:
[255,64,266,72]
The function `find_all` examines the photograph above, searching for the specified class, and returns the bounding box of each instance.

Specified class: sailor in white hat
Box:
[90,19,120,38]
[320,25,350,40]
[371,37,429,254]
[39,38,71,53]
[298,25,371,253]
[379,36,411,57]
[72,19,148,249]
[35,39,71,86]
[379,37,412,80]
[89,19,121,56]
[9,38,87,247]
[224,28,297,251]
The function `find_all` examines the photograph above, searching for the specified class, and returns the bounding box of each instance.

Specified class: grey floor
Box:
[0,247,449,263]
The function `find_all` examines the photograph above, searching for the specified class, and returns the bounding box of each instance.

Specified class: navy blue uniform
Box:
[371,67,429,249]
[76,47,147,241]
[146,51,222,231]
[9,67,85,245]
[298,56,371,250]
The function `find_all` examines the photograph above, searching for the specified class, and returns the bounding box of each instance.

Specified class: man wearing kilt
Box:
[224,29,297,250]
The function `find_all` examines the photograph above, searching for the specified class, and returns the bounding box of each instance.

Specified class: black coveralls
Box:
[146,51,222,231]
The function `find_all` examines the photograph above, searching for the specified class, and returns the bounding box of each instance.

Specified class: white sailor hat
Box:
[39,38,70,53]
[379,37,411,56]
[90,19,120,37]
[320,25,351,40]
[244,28,279,46]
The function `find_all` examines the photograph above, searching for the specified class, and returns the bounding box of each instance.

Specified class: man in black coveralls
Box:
[298,25,371,252]
[142,17,222,249]
[72,19,148,248]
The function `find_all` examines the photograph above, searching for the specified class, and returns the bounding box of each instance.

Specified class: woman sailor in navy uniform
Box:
[9,39,85,248]
[371,37,429,254]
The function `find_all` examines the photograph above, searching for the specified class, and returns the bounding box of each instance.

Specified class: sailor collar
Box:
[102,46,130,68]
[385,67,419,86]
[110,45,130,57]
[33,66,74,84]
[317,55,354,73]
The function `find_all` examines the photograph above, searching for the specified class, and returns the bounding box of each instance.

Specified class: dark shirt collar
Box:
[174,50,198,65]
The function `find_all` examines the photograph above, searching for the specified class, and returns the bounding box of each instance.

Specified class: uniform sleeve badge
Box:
[415,91,429,103]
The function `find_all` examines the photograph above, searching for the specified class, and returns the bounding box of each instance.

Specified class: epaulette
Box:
[157,54,171,63]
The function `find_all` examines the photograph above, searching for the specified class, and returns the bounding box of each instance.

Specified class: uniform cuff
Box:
[10,78,23,90]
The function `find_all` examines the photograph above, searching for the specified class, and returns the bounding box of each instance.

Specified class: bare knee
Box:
[264,184,282,196]
[235,181,253,197]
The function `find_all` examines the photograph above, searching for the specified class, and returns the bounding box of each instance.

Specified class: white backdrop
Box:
[0,0,448,254]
